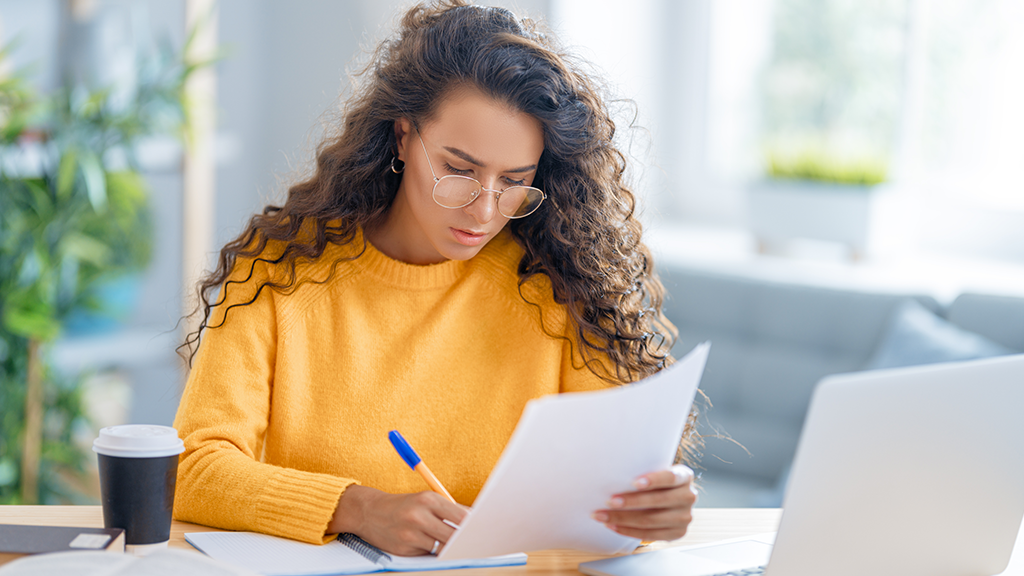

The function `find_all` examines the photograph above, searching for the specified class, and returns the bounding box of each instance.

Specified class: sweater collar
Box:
[356,228,515,289]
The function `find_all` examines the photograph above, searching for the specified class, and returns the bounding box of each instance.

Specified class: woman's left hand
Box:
[592,464,697,542]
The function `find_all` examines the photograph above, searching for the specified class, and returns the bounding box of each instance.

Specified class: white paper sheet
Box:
[439,343,709,561]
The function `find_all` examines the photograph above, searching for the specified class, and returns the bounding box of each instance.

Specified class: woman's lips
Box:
[451,227,487,246]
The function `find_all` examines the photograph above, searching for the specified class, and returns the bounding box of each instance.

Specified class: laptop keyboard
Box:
[711,567,766,576]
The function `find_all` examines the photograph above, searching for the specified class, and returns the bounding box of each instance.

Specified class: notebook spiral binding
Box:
[338,533,391,564]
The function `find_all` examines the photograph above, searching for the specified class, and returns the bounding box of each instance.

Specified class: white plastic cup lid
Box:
[92,425,185,458]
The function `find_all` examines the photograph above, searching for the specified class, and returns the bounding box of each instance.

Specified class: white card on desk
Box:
[438,342,709,561]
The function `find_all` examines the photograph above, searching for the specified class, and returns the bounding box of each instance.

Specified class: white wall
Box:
[549,0,712,224]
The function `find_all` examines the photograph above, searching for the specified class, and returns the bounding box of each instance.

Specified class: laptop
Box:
[580,353,1024,576]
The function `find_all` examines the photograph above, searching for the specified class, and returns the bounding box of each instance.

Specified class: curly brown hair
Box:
[180,1,690,457]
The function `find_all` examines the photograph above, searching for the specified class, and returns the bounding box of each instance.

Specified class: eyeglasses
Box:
[415,133,546,219]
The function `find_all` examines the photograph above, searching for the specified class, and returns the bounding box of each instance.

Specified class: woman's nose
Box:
[464,186,499,223]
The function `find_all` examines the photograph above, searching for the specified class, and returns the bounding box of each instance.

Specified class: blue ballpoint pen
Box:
[388,430,458,504]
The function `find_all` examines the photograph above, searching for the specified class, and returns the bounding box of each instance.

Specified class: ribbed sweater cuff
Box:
[254,468,359,544]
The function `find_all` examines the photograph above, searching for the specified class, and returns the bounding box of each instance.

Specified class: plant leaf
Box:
[79,151,107,212]
[59,232,111,267]
[2,288,60,341]
[56,149,78,201]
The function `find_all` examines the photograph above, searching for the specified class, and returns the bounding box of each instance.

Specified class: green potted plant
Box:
[747,138,891,260]
[765,142,888,186]
[0,31,206,504]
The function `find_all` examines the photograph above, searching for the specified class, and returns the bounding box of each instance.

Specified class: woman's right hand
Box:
[329,484,468,556]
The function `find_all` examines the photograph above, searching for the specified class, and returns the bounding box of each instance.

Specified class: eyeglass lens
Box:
[433,176,544,218]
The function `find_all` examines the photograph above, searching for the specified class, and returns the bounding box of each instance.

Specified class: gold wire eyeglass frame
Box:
[414,133,546,219]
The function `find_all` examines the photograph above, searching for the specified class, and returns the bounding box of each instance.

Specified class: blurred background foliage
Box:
[0,24,204,503]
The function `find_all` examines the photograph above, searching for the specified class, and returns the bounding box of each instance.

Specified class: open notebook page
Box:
[185,531,525,576]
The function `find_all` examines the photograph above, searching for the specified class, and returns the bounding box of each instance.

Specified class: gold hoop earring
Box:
[390,157,405,174]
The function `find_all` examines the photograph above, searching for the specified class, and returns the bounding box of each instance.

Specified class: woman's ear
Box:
[394,118,413,162]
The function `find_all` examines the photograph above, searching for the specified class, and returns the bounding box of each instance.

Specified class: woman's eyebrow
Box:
[443,146,537,173]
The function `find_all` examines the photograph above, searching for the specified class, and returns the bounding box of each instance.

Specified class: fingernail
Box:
[633,477,650,489]
[608,497,624,508]
[673,466,695,484]
[592,511,609,522]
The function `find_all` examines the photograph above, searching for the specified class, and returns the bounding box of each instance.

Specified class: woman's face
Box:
[373,86,545,265]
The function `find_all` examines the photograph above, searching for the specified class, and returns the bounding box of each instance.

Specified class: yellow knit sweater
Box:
[172,229,613,544]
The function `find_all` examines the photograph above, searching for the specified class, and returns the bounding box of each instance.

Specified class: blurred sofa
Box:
[657,264,1024,506]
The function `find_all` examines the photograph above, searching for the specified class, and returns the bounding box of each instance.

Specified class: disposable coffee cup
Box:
[93,425,185,556]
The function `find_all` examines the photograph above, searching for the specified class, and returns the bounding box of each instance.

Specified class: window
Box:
[555,0,1024,261]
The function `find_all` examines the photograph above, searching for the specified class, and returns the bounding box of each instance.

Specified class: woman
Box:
[174,0,698,556]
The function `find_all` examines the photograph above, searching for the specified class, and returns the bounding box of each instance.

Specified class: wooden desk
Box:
[0,506,781,574]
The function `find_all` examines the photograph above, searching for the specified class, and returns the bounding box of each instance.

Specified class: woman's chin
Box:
[436,238,491,262]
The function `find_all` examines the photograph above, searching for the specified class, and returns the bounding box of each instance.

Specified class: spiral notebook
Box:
[184,531,527,576]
